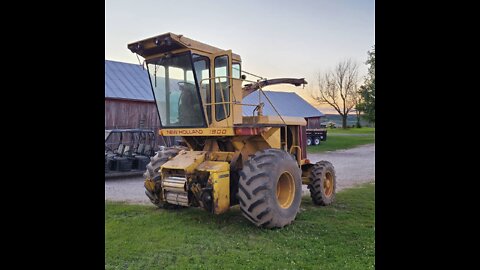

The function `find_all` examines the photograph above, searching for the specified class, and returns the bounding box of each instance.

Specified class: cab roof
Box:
[128,32,241,62]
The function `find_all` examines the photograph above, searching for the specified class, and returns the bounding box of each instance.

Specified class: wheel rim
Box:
[307,139,311,145]
[315,139,320,145]
[323,172,334,197]
[276,171,295,208]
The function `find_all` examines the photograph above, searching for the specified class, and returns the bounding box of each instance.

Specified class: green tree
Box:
[357,46,375,124]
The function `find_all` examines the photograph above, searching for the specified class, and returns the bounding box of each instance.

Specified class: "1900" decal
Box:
[209,129,227,135]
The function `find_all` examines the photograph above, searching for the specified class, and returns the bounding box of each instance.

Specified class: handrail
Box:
[199,76,232,125]
[197,76,288,126]
[218,76,229,125]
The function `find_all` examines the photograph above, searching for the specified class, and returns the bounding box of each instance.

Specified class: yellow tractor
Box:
[128,33,336,228]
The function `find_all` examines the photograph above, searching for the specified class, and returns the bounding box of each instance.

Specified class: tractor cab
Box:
[129,33,242,130]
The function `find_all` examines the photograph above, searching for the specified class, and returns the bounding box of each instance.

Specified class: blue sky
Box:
[105,0,374,113]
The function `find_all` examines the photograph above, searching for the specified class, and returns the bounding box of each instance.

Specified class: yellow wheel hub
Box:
[276,171,295,208]
[324,172,334,197]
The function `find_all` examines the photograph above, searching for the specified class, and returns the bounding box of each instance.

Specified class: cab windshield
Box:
[147,53,206,128]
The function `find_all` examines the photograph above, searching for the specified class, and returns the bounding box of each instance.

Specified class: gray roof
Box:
[105,60,154,101]
[242,91,324,118]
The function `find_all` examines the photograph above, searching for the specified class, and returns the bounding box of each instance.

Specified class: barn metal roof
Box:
[105,60,154,101]
[242,91,324,118]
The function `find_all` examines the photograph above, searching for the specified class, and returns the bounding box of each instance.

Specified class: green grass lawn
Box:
[105,183,375,270]
[308,134,375,153]
[327,127,375,135]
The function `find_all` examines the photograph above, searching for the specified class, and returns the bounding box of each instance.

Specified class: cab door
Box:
[210,50,233,128]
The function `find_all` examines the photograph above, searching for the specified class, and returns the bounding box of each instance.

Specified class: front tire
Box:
[237,149,302,228]
[144,146,185,208]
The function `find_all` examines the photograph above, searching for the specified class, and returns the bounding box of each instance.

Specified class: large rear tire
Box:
[237,149,302,228]
[307,161,336,205]
[144,146,185,208]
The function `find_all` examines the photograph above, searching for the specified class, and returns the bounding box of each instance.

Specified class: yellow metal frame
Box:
[196,161,230,214]
[161,150,206,174]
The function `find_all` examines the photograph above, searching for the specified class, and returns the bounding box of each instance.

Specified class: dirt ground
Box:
[105,143,375,204]
[307,144,375,192]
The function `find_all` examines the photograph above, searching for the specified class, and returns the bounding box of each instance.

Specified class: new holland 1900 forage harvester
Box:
[128,33,336,228]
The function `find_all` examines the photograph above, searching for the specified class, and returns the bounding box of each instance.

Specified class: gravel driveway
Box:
[306,143,375,192]
[105,144,375,204]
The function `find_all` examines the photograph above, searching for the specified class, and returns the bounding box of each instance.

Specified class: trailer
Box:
[306,127,327,146]
[306,118,328,146]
